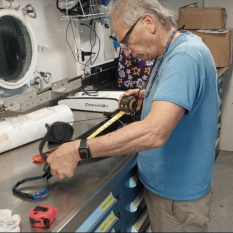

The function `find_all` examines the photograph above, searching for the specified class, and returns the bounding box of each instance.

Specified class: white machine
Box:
[0,5,37,90]
[58,91,125,112]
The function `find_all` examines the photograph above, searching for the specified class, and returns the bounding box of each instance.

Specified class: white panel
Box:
[18,0,77,84]
[1,0,118,99]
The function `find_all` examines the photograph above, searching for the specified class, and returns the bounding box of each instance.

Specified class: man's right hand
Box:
[119,89,145,112]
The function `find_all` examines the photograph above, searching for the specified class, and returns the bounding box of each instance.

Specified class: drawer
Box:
[124,199,147,230]
[94,211,121,233]
[218,76,223,86]
[128,208,149,232]
[218,111,222,121]
[145,225,152,232]
[220,88,223,95]
[76,192,120,232]
[216,137,220,149]
[121,172,143,205]
[121,166,138,188]
[126,190,144,213]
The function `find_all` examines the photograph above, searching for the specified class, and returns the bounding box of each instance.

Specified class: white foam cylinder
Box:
[0,105,74,154]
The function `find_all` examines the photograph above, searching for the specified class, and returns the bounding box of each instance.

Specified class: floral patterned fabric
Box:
[117,50,154,90]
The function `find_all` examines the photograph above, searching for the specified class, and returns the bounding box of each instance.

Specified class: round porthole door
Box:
[0,10,37,89]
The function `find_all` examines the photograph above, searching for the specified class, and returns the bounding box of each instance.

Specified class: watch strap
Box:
[79,139,91,159]
[80,138,87,148]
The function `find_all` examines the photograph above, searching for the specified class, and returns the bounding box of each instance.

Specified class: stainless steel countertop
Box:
[0,110,134,232]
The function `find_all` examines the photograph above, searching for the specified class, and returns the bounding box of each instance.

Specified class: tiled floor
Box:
[208,150,233,232]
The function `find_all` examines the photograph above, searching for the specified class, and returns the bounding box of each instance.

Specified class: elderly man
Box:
[47,0,219,231]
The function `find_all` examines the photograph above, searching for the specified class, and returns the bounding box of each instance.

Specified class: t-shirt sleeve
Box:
[153,53,203,113]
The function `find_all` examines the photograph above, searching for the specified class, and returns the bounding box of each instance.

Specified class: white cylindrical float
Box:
[0,105,74,154]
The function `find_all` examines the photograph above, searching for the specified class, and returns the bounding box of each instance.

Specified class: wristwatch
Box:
[78,139,91,159]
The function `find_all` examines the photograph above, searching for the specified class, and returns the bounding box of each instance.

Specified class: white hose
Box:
[0,105,74,154]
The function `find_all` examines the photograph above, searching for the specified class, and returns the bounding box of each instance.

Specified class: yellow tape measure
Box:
[87,111,126,139]
[86,96,136,139]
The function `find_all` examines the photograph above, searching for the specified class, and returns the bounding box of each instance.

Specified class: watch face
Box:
[79,148,88,159]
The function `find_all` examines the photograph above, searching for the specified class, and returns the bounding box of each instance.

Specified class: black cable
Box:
[46,117,108,126]
[65,20,91,70]
[68,20,97,96]
[82,53,99,96]
[89,21,97,65]
[80,22,101,67]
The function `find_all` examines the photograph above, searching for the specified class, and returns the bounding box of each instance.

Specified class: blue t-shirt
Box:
[137,31,219,201]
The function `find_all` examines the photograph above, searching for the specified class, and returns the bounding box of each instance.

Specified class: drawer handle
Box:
[127,174,139,188]
[129,191,144,212]
[96,211,118,232]
[218,111,222,118]
[101,193,117,212]
[131,209,149,232]
[216,137,220,148]
[76,193,117,232]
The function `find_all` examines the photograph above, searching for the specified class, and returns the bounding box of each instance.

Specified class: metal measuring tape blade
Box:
[87,111,126,139]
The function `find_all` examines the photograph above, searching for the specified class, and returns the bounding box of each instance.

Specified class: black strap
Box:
[13,121,74,199]
[12,173,52,199]
[178,24,186,31]
[12,119,108,200]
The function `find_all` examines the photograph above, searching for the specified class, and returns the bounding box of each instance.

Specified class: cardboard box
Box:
[179,3,227,30]
[191,29,233,68]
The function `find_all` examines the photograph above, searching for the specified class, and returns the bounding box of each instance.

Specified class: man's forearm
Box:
[86,119,164,158]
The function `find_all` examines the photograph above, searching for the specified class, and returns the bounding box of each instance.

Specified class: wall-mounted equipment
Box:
[0,9,37,89]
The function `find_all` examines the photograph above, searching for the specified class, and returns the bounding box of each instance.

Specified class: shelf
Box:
[217,67,229,78]
[61,12,110,21]
[59,0,110,20]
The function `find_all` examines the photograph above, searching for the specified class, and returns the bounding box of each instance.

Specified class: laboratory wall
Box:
[18,0,117,78]
[0,0,117,104]
[0,0,75,102]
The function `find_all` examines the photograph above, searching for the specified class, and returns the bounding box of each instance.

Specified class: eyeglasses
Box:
[119,17,141,49]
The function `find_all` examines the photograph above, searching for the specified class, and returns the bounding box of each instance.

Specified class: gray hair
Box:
[107,0,176,29]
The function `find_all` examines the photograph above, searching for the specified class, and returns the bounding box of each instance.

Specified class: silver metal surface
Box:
[0,110,134,232]
[2,90,52,112]
[51,79,69,93]
[52,79,81,93]
[3,90,36,112]
[20,91,52,112]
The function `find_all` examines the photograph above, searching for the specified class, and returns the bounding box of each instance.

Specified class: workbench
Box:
[0,110,149,232]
